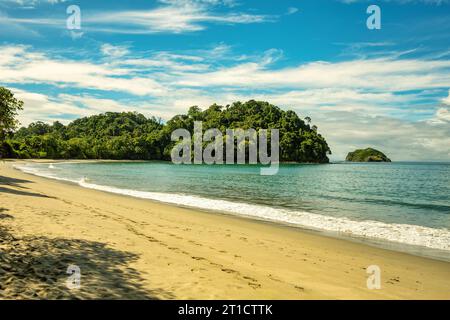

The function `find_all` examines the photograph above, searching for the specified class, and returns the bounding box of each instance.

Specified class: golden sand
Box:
[0,160,449,299]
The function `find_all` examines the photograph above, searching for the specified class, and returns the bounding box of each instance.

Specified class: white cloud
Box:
[430,91,450,123]
[87,1,272,34]
[2,0,272,34]
[11,88,93,125]
[0,45,167,96]
[434,107,450,122]
[114,49,213,72]
[12,88,159,126]
[286,7,299,15]
[246,89,410,114]
[176,58,450,92]
[442,90,450,105]
[101,43,130,59]
[0,0,66,8]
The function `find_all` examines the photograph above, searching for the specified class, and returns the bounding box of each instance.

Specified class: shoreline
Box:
[1,160,450,299]
[11,159,450,262]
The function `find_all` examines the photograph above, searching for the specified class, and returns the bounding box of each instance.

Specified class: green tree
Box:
[7,99,331,163]
[0,87,24,157]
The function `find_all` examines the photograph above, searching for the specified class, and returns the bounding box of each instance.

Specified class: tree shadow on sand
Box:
[0,223,173,299]
[0,175,55,198]
[0,207,14,220]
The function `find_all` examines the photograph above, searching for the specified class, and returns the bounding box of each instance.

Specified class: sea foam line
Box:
[14,164,450,252]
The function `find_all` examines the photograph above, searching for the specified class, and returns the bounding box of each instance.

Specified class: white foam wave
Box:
[14,164,450,252]
[14,164,79,183]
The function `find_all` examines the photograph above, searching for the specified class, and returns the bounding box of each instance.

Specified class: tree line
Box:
[0,87,331,163]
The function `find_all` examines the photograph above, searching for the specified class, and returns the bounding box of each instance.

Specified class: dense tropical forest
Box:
[0,87,331,163]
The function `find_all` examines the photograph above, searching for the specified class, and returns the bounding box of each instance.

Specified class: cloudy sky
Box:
[0,0,449,160]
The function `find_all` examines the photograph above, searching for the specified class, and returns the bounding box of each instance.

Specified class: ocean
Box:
[16,161,450,261]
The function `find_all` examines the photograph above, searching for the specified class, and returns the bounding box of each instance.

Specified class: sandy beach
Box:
[0,160,449,300]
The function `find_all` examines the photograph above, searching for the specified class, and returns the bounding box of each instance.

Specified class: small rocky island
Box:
[346,148,391,162]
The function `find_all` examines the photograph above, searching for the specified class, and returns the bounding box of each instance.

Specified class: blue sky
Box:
[0,0,449,160]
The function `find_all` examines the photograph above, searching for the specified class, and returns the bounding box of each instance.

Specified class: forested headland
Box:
[1,88,331,163]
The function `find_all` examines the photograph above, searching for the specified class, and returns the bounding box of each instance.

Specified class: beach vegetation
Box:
[1,90,331,163]
[0,87,24,158]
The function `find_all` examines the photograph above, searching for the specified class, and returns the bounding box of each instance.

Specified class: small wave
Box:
[321,194,450,214]
[77,180,450,252]
[80,176,90,183]
[14,164,79,183]
[14,164,450,252]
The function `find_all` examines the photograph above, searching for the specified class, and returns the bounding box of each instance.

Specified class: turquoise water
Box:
[17,161,450,258]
